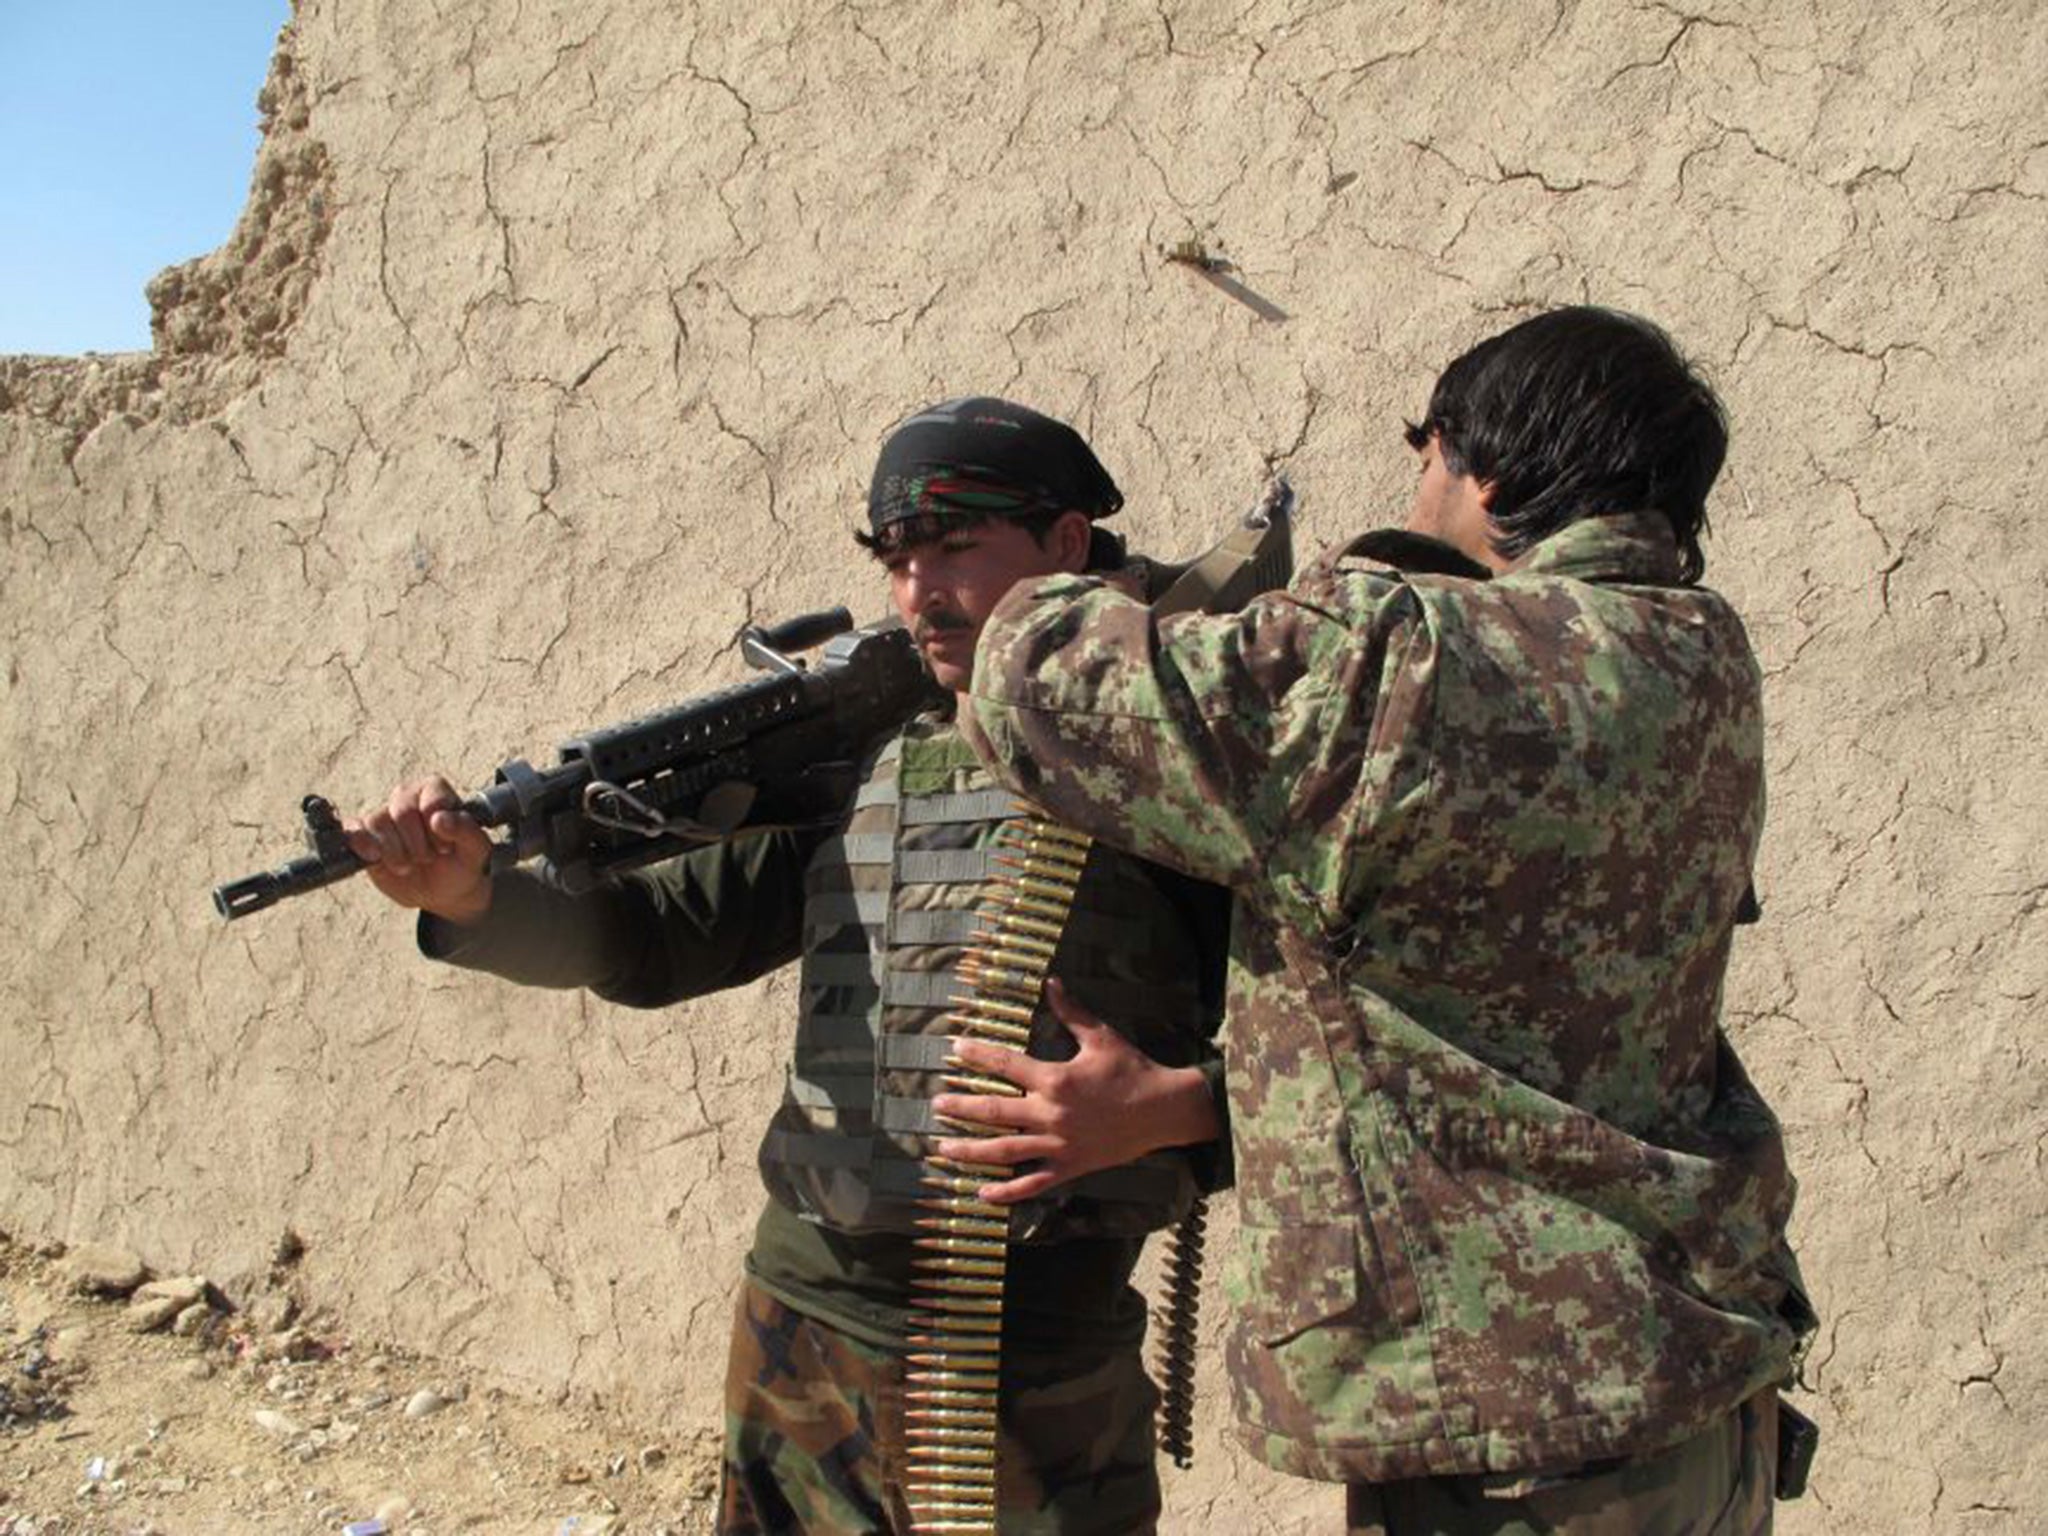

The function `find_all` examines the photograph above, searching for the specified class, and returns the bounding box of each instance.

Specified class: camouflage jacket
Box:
[964,513,1812,1483]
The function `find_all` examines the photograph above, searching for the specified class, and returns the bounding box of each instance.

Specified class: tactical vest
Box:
[757,716,1214,1239]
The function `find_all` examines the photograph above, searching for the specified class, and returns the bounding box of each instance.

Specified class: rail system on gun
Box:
[211,608,941,921]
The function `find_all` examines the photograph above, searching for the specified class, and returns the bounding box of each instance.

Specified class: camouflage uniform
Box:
[720,1280,1163,1534]
[422,709,1228,1534]
[963,514,1813,1507]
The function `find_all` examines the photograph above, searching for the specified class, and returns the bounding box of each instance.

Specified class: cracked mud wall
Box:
[3,2,2043,1529]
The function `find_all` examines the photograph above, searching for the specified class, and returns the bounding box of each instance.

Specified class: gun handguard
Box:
[211,610,943,921]
[1146,476,1295,617]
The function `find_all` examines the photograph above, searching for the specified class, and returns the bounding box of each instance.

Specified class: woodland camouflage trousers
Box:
[718,1280,1161,1535]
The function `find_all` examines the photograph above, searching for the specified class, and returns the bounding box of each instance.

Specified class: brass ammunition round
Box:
[913,1255,1006,1277]
[915,1202,1008,1224]
[911,1240,1008,1261]
[1025,824,1093,850]
[906,1428,1000,1448]
[912,1207,1008,1230]
[946,997,1034,1024]
[991,854,1089,888]
[961,935,1046,962]
[955,969,1041,1004]
[948,1020,1032,1046]
[1001,872,1084,904]
[965,931,1054,959]
[958,948,1046,978]
[917,1212,1003,1236]
[917,1302,1003,1327]
[1002,816,1090,842]
[907,1420,1000,1439]
[946,1024,1033,1049]
[921,1276,1005,1296]
[903,1445,998,1467]
[997,831,1089,861]
[980,913,1063,943]
[926,1155,1007,1177]
[919,1173,992,1196]
[913,1216,1007,1236]
[954,962,1040,987]
[996,893,1074,922]
[970,953,1054,984]
[907,1324,1004,1342]
[936,1072,1024,1097]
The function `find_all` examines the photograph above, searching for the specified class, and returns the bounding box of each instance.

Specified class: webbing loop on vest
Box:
[897,848,995,884]
[899,788,1027,825]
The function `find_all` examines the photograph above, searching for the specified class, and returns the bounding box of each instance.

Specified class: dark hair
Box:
[1407,307,1727,582]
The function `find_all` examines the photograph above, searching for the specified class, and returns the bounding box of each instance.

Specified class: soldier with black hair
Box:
[962,309,1817,1532]
[346,398,1231,1534]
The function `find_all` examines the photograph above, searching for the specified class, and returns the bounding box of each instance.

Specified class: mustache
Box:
[912,612,973,644]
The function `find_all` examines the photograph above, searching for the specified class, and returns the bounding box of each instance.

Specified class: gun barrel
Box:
[212,844,366,921]
[209,615,936,923]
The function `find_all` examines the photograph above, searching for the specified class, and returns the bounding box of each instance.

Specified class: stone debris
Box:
[0,1231,723,1529]
[126,1275,225,1336]
[247,1290,299,1335]
[403,1387,453,1419]
[57,1242,147,1298]
[1,1325,78,1428]
[169,1302,214,1338]
[252,1324,327,1362]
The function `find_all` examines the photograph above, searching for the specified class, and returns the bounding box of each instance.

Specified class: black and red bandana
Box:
[866,396,1122,535]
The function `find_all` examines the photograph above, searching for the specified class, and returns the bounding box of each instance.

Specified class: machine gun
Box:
[212,609,942,921]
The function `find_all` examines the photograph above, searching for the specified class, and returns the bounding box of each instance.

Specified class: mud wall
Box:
[3,2,2043,1529]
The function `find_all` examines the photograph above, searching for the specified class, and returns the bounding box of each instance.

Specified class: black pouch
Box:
[1775,1397,1819,1500]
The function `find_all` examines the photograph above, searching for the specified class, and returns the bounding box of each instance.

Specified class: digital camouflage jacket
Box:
[963,512,1812,1484]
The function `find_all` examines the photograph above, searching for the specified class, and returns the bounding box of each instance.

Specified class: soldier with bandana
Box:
[344,398,1230,1534]
[958,310,1817,1533]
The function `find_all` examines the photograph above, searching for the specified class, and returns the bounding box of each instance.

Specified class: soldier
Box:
[345,398,1230,1534]
[956,310,1817,1532]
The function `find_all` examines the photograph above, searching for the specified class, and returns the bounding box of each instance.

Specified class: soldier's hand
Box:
[929,978,1221,1205]
[344,776,494,925]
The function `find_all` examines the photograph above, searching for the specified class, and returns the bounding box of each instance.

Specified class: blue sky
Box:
[1,2,291,356]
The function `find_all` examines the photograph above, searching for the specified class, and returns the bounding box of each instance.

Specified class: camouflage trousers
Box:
[1345,1392,1779,1536]
[718,1280,1161,1535]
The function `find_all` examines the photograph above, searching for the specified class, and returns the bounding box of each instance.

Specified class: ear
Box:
[1049,510,1094,573]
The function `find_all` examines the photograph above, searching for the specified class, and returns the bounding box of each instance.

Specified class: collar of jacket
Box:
[1504,511,1685,585]
[1337,512,1683,588]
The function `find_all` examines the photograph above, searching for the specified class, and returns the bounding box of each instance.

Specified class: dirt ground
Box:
[0,1233,722,1536]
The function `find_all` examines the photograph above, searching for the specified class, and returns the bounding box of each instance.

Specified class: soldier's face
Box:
[881,513,1091,690]
[1406,431,1504,571]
